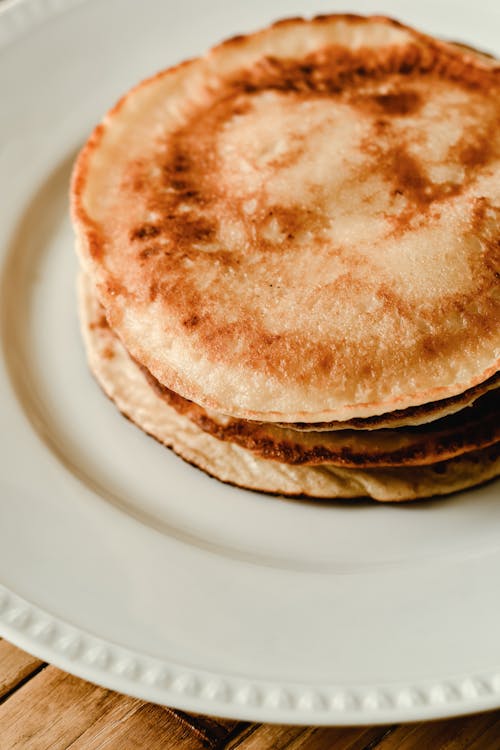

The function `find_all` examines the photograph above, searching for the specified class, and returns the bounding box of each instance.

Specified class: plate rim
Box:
[2,0,500,726]
[3,582,500,725]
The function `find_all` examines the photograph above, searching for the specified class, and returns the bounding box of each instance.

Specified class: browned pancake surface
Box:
[279,373,500,430]
[72,15,500,421]
[79,271,500,501]
[143,366,500,467]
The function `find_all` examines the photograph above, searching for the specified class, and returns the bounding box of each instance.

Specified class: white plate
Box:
[1,0,500,726]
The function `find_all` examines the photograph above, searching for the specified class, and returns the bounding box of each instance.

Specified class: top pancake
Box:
[72,14,500,423]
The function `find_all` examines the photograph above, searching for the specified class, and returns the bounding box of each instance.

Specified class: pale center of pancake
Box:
[140,72,496,323]
[212,81,497,297]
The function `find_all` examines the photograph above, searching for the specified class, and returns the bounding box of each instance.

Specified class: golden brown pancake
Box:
[72,14,500,424]
[142,365,500,467]
[79,272,500,501]
[79,273,500,469]
[278,374,500,431]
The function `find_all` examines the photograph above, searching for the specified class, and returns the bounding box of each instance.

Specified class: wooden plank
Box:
[66,695,143,748]
[0,640,44,701]
[0,655,246,750]
[0,666,126,750]
[226,723,393,750]
[368,710,500,749]
[284,725,395,750]
[225,723,304,749]
[68,703,214,749]
[466,713,500,750]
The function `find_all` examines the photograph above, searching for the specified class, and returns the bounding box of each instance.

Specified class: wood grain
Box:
[1,641,500,749]
[369,712,500,749]
[0,639,44,701]
[68,703,213,750]
[0,666,121,750]
[224,723,394,749]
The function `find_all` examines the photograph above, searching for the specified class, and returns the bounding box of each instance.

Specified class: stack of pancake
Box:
[71,14,500,501]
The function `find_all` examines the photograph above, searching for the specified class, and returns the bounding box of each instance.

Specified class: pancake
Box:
[80,276,500,469]
[142,364,500,467]
[278,374,500,431]
[72,14,500,424]
[79,272,500,501]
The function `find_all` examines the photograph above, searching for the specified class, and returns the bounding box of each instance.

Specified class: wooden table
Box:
[1,639,500,749]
